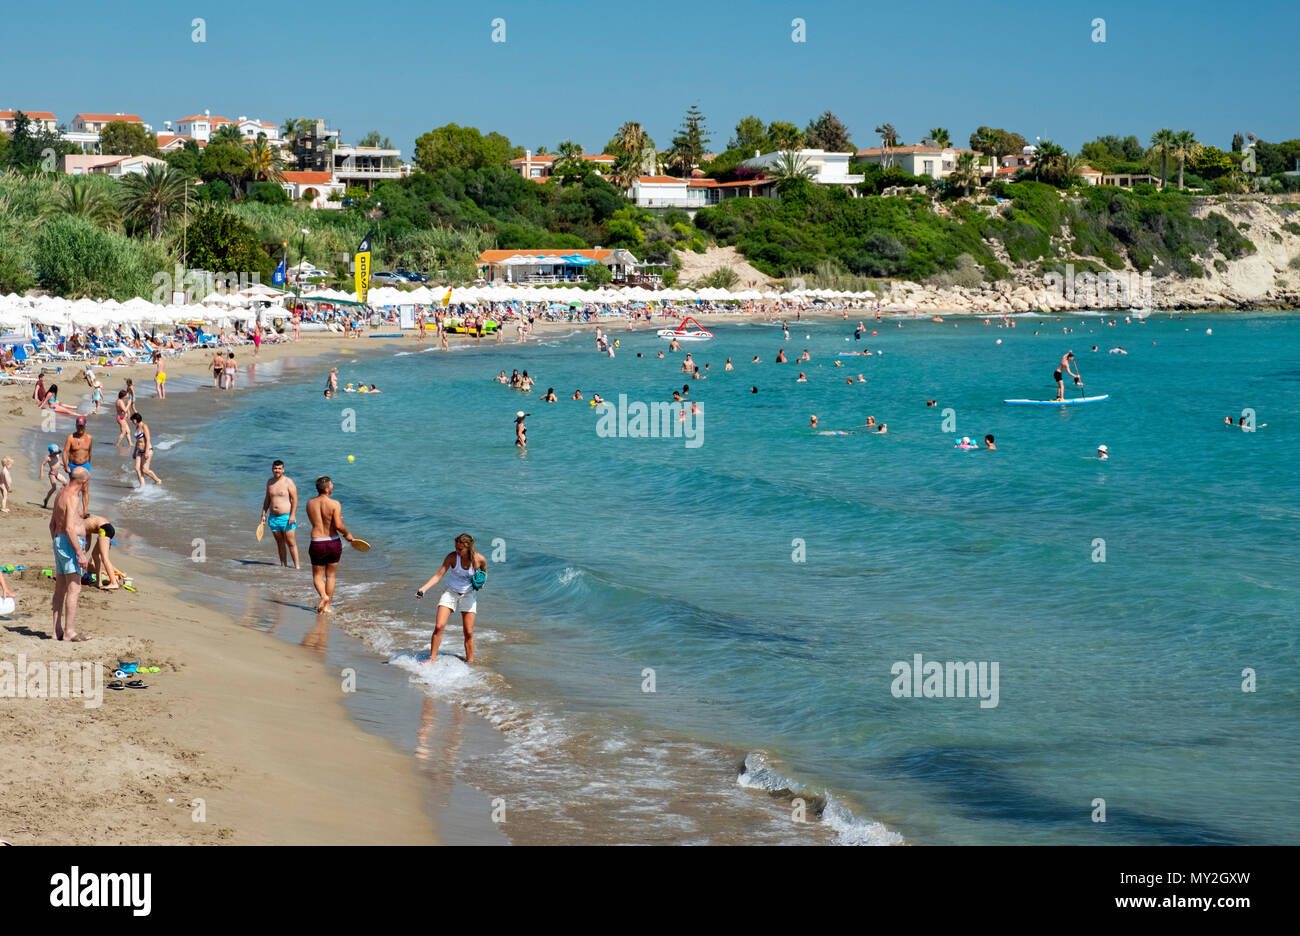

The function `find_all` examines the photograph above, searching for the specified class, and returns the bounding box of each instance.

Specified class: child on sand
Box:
[0,456,12,512]
[41,445,66,507]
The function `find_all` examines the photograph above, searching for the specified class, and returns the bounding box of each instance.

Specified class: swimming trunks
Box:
[267,513,295,533]
[52,534,87,576]
[68,461,90,476]
[1053,370,1063,382]
[308,537,342,566]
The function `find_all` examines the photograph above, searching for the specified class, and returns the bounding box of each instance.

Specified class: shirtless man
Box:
[49,469,91,641]
[305,476,353,613]
[1054,351,1081,401]
[211,349,226,389]
[681,353,695,374]
[324,367,339,399]
[260,460,300,569]
[63,416,93,516]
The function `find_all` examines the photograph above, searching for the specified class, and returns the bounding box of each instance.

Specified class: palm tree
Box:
[1032,140,1068,184]
[928,127,951,149]
[281,117,300,144]
[948,152,982,196]
[556,140,584,159]
[767,150,817,182]
[119,163,188,240]
[245,135,285,185]
[553,139,586,179]
[611,122,655,189]
[977,128,1001,185]
[874,123,899,168]
[1171,130,1201,190]
[43,178,120,230]
[1149,128,1176,189]
[212,123,244,145]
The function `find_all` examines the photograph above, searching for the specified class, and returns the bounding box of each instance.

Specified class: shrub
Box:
[247,181,290,206]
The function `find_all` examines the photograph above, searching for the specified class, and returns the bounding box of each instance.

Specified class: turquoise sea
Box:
[102,312,1299,844]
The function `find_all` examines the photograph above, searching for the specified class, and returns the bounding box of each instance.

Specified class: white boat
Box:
[656,316,713,341]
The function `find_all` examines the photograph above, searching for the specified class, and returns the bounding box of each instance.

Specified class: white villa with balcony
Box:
[62,112,150,150]
[331,144,407,192]
[0,110,58,133]
[742,149,865,186]
[854,144,983,180]
[61,154,167,177]
[280,171,346,208]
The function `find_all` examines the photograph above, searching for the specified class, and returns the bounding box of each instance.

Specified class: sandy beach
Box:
[0,332,446,845]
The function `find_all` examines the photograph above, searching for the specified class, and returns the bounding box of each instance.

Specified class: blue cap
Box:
[48,444,59,453]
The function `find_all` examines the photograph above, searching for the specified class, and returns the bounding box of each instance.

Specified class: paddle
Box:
[350,538,371,552]
[255,521,265,542]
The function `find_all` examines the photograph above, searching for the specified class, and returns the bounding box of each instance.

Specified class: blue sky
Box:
[3,0,1297,157]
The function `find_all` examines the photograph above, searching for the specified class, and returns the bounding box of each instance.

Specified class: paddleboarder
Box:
[1054,351,1081,401]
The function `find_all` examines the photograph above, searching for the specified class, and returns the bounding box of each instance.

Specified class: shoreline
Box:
[0,334,440,845]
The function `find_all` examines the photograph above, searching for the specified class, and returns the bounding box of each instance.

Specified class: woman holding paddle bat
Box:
[415,534,488,664]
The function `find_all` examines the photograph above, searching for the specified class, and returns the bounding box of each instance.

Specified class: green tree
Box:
[3,111,72,171]
[1191,145,1237,181]
[164,139,202,177]
[608,122,656,190]
[584,259,613,284]
[1171,130,1202,190]
[212,123,244,145]
[184,206,274,279]
[668,104,711,176]
[729,115,767,152]
[0,132,8,167]
[99,120,160,157]
[806,111,853,151]
[43,177,120,229]
[118,162,188,239]
[928,127,951,149]
[970,126,1028,179]
[414,123,518,173]
[766,121,804,151]
[873,122,900,167]
[200,142,253,192]
[1149,128,1176,188]
[1033,140,1067,184]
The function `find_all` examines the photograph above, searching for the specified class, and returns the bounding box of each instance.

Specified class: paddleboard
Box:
[350,538,371,552]
[1004,395,1110,406]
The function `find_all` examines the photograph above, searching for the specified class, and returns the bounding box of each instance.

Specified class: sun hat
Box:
[1098,444,1108,452]
[48,444,59,453]
[516,411,527,419]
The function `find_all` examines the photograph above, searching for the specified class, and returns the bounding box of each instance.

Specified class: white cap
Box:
[1098,444,1108,452]
[516,411,526,418]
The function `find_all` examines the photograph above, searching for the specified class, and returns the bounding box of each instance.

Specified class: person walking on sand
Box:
[1054,351,1081,401]
[305,476,353,614]
[63,416,93,515]
[211,349,226,389]
[129,413,162,486]
[49,468,91,641]
[415,533,487,664]
[223,352,238,390]
[260,459,300,569]
[41,444,65,508]
[113,390,131,446]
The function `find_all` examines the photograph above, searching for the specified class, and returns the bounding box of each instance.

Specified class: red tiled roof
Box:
[635,175,684,184]
[478,249,614,263]
[0,110,56,120]
[76,113,142,123]
[281,171,335,185]
[716,178,770,187]
[687,179,719,187]
[176,114,232,124]
[511,153,615,164]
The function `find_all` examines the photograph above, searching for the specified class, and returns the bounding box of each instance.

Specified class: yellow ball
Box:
[589,400,596,406]
[347,455,355,462]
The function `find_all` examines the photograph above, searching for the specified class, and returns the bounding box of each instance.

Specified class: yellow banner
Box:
[354,233,372,305]
[442,286,453,308]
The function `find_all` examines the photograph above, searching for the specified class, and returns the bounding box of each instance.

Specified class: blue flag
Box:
[272,256,287,286]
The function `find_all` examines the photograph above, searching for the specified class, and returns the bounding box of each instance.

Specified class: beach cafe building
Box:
[477,248,642,285]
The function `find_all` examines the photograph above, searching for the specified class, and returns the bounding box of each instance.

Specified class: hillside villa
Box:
[0,110,58,133]
[60,154,167,177]
[855,144,983,180]
[512,151,617,180]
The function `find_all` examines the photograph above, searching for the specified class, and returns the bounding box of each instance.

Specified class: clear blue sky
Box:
[3,0,1296,156]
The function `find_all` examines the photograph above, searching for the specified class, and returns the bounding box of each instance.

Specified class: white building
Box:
[280,171,346,208]
[331,144,406,191]
[0,109,57,133]
[61,154,167,177]
[63,112,150,151]
[855,145,981,180]
[742,149,864,185]
[511,151,617,180]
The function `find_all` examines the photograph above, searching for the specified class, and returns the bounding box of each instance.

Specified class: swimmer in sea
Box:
[865,416,877,429]
[591,393,605,406]
[857,374,866,383]
[725,358,733,371]
[1054,351,1081,401]
[668,338,681,352]
[984,434,996,450]
[752,355,761,364]
[542,388,557,402]
[572,390,583,400]
[796,373,807,383]
[657,351,665,359]
[1097,444,1108,460]
[672,391,683,402]
[682,353,695,373]
[776,349,787,363]
[810,415,818,429]
[515,412,528,449]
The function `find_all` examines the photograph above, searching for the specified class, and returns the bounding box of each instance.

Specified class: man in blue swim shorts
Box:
[63,415,93,515]
[49,468,91,641]
[261,459,301,569]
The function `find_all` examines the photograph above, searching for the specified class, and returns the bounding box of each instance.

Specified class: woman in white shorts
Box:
[415,533,487,664]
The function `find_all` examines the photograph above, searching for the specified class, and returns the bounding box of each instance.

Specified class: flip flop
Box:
[108,681,125,691]
[124,680,147,689]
